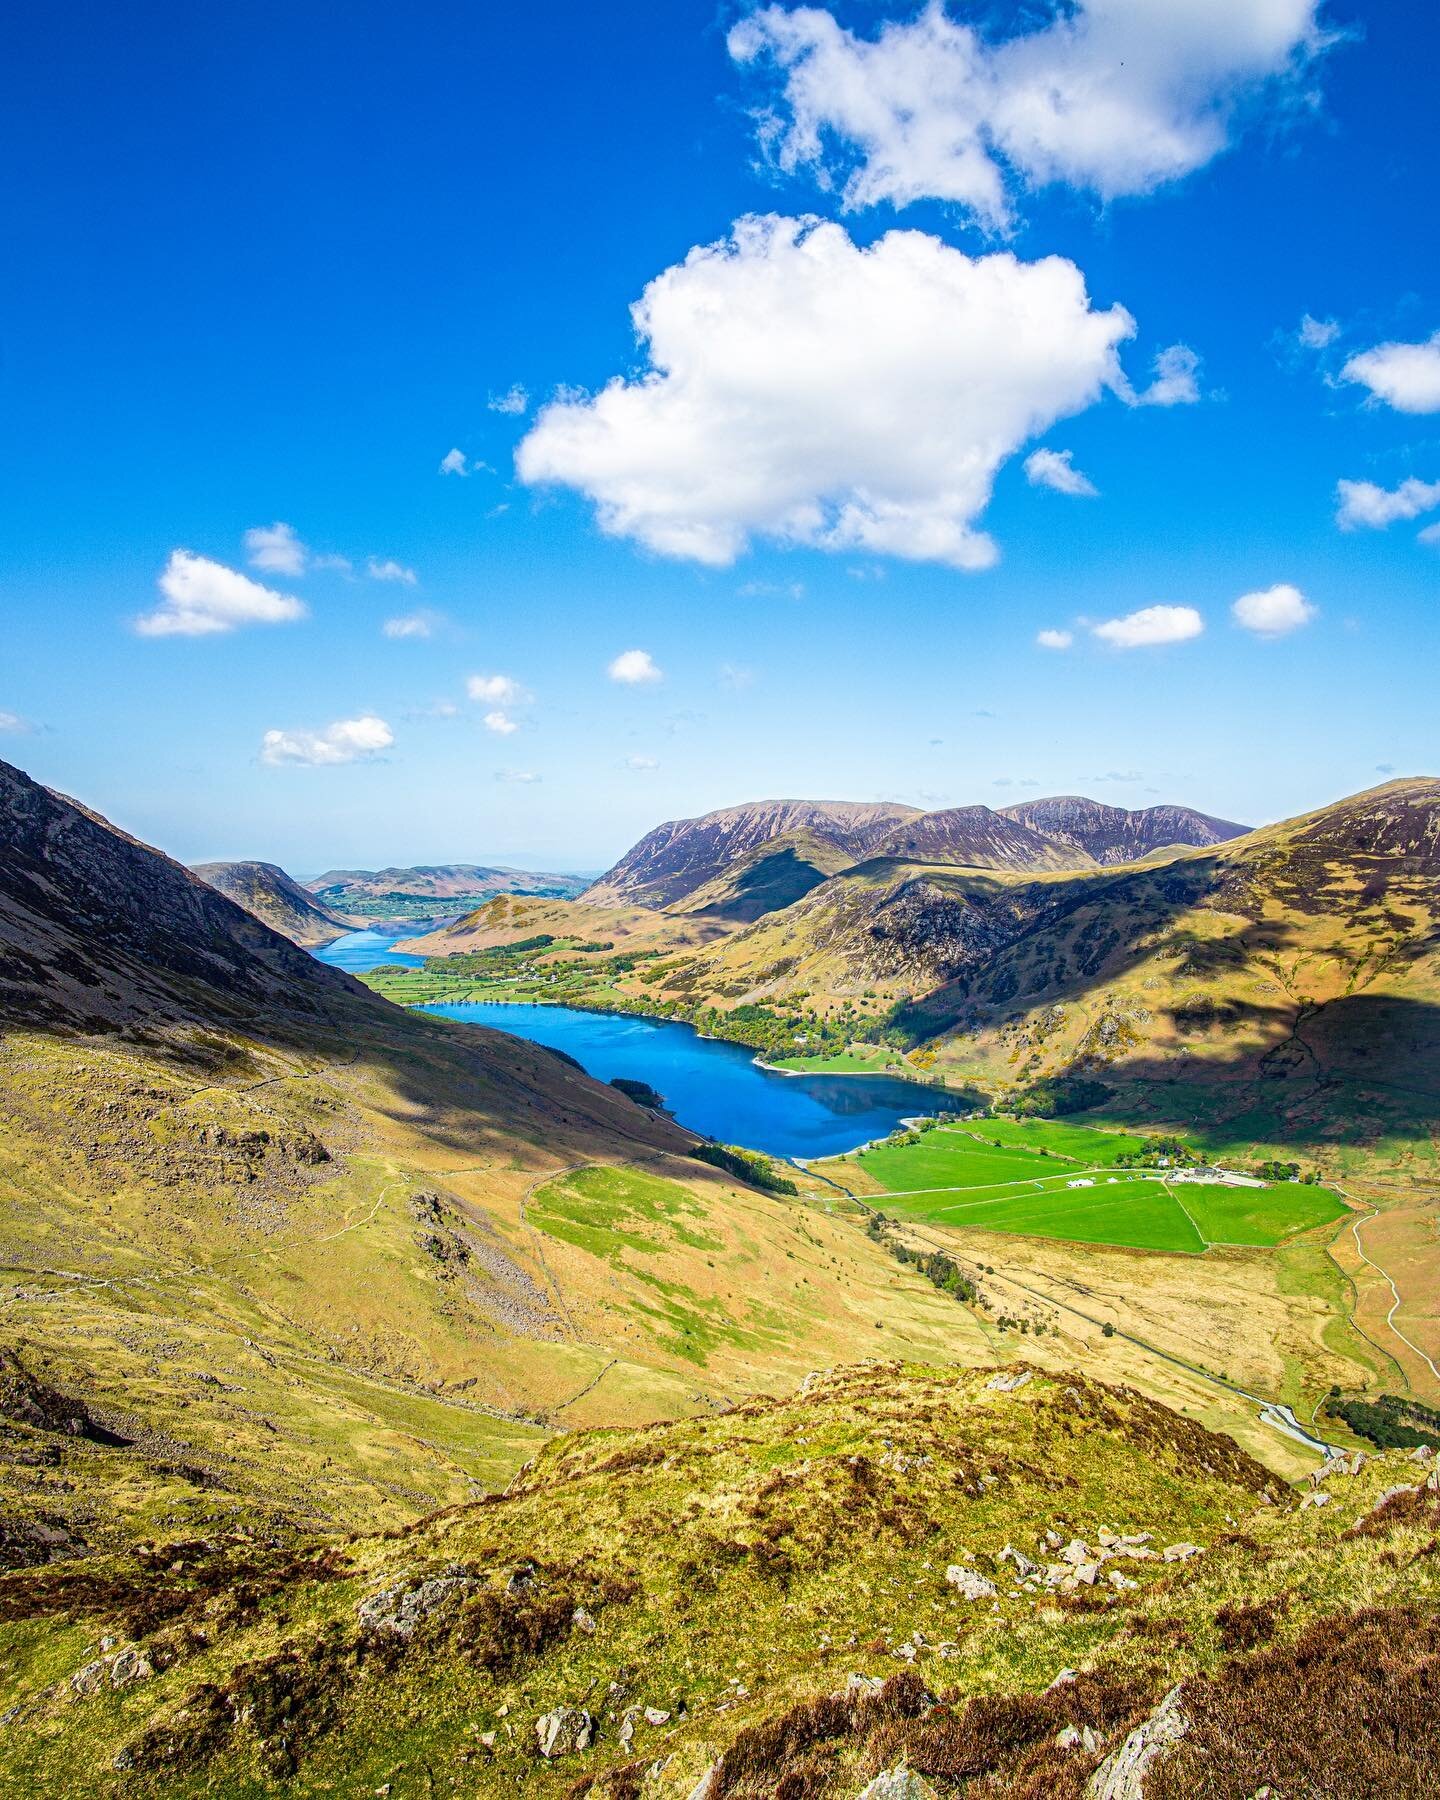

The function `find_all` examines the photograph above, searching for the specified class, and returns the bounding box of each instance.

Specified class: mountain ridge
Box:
[193,859,355,947]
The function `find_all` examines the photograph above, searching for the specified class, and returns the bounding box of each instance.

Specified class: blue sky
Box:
[2,0,1436,873]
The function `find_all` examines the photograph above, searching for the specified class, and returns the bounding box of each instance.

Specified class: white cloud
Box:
[1024,448,1098,497]
[439,448,469,476]
[312,552,353,574]
[1298,313,1339,350]
[1335,476,1440,530]
[1342,332,1440,413]
[1036,628,1075,650]
[494,768,541,784]
[261,714,394,767]
[382,612,438,639]
[729,0,1325,228]
[719,662,755,691]
[244,521,308,575]
[488,385,529,415]
[608,648,662,684]
[518,215,1136,571]
[625,754,660,771]
[1420,521,1440,547]
[739,579,806,599]
[1093,603,1203,648]
[136,550,306,638]
[0,709,31,733]
[483,710,519,736]
[1131,343,1201,407]
[367,557,418,585]
[467,672,524,704]
[1231,582,1316,636]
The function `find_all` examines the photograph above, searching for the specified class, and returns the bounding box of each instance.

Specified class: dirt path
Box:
[1348,1204,1440,1384]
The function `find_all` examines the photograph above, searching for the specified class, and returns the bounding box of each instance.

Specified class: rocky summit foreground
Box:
[3,1361,1439,1796]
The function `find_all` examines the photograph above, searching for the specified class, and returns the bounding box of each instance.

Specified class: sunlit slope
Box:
[4,1361,1436,1797]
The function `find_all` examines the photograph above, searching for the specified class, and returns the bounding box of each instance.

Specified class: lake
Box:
[312,932,945,1158]
[313,928,428,972]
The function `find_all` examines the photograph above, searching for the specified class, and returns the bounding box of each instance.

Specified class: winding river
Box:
[313,931,943,1158]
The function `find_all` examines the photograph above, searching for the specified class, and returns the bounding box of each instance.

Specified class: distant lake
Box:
[420,1000,945,1160]
[313,930,950,1157]
[313,928,427,973]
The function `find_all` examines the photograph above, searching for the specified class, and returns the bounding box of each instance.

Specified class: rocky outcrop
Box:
[1086,1684,1190,1799]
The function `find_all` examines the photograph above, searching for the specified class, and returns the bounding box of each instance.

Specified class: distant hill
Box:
[582,798,921,910]
[999,795,1248,864]
[310,863,589,906]
[192,859,355,947]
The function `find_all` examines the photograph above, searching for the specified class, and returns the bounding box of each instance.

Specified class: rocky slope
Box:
[582,800,922,910]
[868,805,1081,872]
[192,859,355,947]
[998,797,1247,865]
[2,1359,1434,1797]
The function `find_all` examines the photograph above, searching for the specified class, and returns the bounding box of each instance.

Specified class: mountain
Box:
[4,1357,1432,1796]
[998,795,1248,864]
[581,799,921,910]
[310,863,589,907]
[192,859,355,947]
[867,804,1083,871]
[661,779,1440,1161]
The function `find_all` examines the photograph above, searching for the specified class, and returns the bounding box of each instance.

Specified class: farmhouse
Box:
[1169,1166,1265,1188]
[1066,1178,1095,1189]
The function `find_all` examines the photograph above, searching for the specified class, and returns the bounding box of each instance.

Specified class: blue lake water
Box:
[313,929,427,973]
[311,936,950,1159]
[424,1001,944,1160]
[313,930,950,1157]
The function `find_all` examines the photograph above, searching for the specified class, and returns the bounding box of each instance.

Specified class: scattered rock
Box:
[1162,1543,1203,1563]
[1299,1491,1331,1510]
[945,1564,997,1600]
[845,1672,883,1697]
[686,1762,721,1800]
[108,1646,153,1689]
[356,1564,477,1639]
[985,1371,1033,1393]
[1001,1543,1041,1580]
[857,1767,938,1800]
[572,1606,597,1635]
[643,1706,671,1726]
[535,1705,593,1759]
[1087,1684,1189,1800]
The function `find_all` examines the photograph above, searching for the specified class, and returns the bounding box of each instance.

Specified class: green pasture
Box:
[835,1120,1348,1255]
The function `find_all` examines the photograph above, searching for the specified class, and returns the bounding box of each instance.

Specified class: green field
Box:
[830,1121,1349,1255]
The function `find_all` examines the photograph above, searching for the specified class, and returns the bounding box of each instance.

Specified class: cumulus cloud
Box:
[1335,476,1440,530]
[439,448,469,476]
[608,648,663,684]
[1298,313,1339,350]
[244,521,308,575]
[488,385,529,415]
[518,215,1137,570]
[382,612,436,639]
[136,550,306,638]
[467,673,524,704]
[1130,343,1201,406]
[1420,522,1440,548]
[728,0,1325,228]
[312,552,353,574]
[260,715,393,767]
[625,754,660,771]
[1232,582,1316,636]
[367,557,418,585]
[1093,603,1203,648]
[1342,332,1440,413]
[483,710,519,735]
[1024,449,1098,497]
[1035,627,1075,650]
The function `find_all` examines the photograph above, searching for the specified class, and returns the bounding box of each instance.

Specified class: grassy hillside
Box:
[3,1361,1437,1797]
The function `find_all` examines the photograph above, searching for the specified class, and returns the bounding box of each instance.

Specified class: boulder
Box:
[1161,1543,1203,1563]
[857,1767,938,1800]
[945,1564,997,1600]
[356,1564,478,1640]
[1087,1685,1189,1800]
[535,1705,594,1759]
